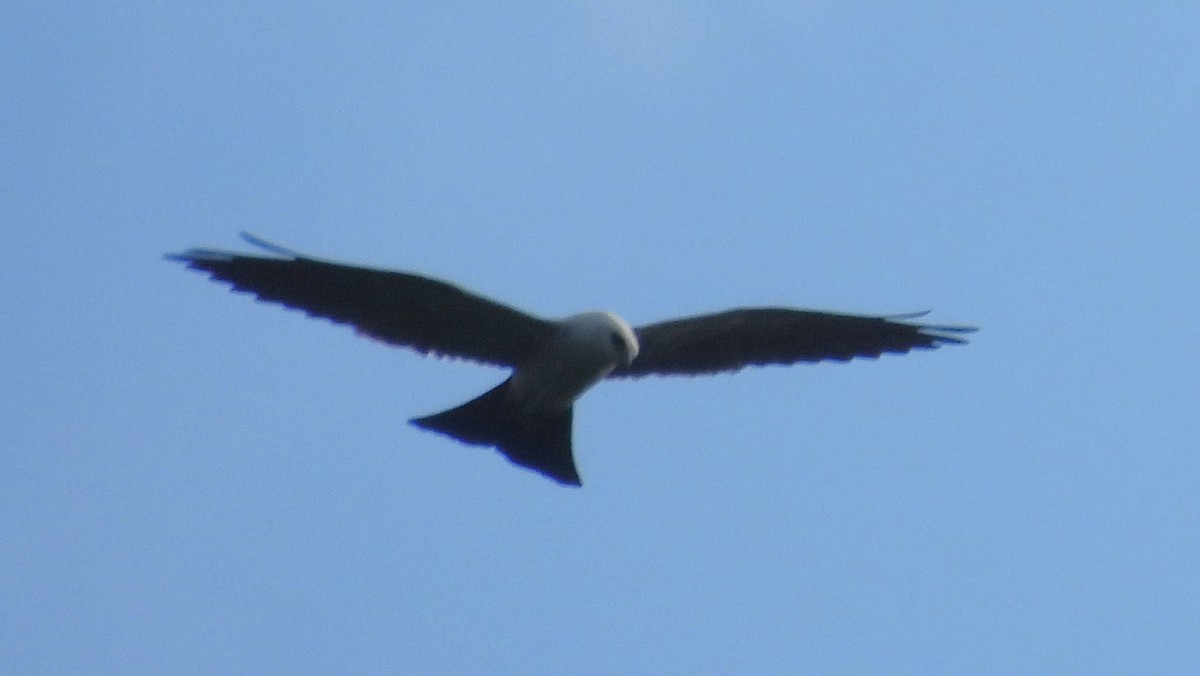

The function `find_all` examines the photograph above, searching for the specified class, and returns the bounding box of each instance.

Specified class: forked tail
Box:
[410,379,581,485]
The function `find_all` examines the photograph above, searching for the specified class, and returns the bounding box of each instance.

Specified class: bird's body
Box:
[410,312,638,484]
[507,312,639,413]
[168,233,975,486]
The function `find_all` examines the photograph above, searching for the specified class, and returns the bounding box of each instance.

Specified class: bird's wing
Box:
[609,307,976,378]
[166,233,557,368]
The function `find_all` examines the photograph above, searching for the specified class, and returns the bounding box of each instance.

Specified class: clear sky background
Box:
[3,3,1198,674]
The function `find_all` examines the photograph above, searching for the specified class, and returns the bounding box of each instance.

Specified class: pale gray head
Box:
[561,311,640,367]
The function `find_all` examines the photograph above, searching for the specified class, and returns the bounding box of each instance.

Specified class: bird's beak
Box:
[624,337,640,367]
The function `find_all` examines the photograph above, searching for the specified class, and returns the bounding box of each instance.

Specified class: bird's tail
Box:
[410,379,580,486]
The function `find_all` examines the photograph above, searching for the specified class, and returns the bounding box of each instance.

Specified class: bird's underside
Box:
[168,233,976,486]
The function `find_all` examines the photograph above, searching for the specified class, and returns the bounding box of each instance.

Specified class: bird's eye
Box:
[610,331,626,354]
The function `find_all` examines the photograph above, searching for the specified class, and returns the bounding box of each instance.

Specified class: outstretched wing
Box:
[166,233,557,368]
[610,308,976,378]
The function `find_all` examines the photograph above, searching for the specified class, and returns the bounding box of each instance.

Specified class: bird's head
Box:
[563,311,640,368]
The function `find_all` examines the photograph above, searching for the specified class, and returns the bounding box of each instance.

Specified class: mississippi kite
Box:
[167,233,975,486]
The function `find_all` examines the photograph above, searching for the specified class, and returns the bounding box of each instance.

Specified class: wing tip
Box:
[163,248,235,264]
[919,323,979,347]
[164,232,299,266]
[887,310,977,347]
[239,231,299,258]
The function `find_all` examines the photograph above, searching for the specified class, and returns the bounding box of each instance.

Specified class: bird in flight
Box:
[167,233,975,486]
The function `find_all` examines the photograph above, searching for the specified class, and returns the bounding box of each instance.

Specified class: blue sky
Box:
[3,3,1198,674]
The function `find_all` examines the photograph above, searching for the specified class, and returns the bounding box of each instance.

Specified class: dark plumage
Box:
[168,233,976,485]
